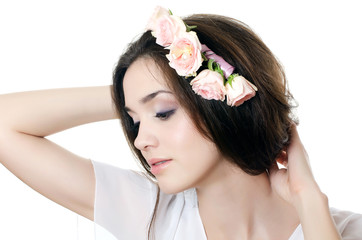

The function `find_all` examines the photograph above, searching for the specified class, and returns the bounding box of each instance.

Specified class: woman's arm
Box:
[295,189,341,239]
[269,125,341,239]
[0,86,117,220]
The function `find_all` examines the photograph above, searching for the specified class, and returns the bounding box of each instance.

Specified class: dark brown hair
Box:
[112,14,296,239]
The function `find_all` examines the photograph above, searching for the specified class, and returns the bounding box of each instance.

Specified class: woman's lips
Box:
[149,159,172,175]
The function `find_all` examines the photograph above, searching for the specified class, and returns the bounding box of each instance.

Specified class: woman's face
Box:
[123,57,227,194]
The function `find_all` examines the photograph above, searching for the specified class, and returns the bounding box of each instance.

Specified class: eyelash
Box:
[130,109,176,133]
[155,109,176,120]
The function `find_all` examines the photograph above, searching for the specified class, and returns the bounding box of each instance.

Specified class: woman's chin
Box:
[158,181,191,195]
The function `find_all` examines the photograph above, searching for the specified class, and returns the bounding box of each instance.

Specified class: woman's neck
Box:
[196,161,299,240]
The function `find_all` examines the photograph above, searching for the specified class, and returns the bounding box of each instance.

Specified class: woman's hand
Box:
[269,124,342,239]
[269,124,320,206]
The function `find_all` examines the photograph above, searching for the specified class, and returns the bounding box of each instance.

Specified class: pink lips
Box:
[149,158,172,175]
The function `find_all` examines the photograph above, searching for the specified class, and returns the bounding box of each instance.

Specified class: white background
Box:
[0,0,361,239]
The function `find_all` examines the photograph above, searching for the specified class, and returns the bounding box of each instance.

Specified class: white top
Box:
[92,161,362,240]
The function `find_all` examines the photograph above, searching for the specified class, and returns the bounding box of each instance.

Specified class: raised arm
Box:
[0,86,117,220]
[269,125,341,239]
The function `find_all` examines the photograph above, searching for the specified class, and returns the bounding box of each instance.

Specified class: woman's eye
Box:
[155,109,176,120]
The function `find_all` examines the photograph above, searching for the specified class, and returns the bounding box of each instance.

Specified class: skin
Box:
[0,57,341,239]
[123,57,227,194]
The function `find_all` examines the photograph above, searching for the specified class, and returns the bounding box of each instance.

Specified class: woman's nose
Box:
[134,122,158,151]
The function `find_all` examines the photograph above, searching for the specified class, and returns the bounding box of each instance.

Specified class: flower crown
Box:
[147,6,258,107]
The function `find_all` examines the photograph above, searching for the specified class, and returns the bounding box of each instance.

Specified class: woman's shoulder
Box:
[330,208,362,238]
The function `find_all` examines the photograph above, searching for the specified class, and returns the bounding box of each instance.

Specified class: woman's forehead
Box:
[123,58,171,105]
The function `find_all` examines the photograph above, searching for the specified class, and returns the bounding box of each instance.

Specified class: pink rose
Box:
[166,31,202,76]
[153,15,186,46]
[146,6,170,31]
[190,70,226,101]
[225,75,258,106]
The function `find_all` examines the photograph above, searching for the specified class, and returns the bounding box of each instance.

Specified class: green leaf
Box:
[226,73,239,87]
[201,52,208,61]
[214,63,225,82]
[185,24,197,32]
[208,59,215,70]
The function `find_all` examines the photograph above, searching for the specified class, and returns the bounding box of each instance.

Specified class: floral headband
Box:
[146,6,258,107]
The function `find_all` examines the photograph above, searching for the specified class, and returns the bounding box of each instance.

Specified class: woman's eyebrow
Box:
[140,90,172,104]
[124,90,173,113]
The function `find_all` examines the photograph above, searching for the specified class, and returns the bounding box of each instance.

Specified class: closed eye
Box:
[155,109,176,120]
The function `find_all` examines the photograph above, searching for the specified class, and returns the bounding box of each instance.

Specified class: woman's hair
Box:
[112,14,296,238]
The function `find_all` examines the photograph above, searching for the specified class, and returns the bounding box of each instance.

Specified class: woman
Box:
[0,6,361,239]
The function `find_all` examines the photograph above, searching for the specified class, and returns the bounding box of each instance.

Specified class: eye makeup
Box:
[155,109,177,120]
[126,91,179,131]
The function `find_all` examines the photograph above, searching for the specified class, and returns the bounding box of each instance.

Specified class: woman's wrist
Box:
[294,187,327,217]
[294,189,341,239]
[292,184,325,209]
